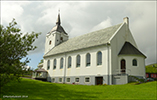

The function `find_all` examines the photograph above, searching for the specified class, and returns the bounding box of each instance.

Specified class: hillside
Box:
[145,63,157,73]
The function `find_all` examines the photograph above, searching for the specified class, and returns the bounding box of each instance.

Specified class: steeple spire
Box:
[50,10,67,35]
[56,9,61,25]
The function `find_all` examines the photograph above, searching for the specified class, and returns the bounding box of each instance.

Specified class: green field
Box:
[1,78,156,100]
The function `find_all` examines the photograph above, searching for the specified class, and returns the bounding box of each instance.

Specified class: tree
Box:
[0,19,41,87]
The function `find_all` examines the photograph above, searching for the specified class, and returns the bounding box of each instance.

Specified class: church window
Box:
[97,51,102,65]
[59,78,62,82]
[67,78,70,82]
[53,59,57,69]
[47,60,50,70]
[85,77,90,82]
[49,41,51,45]
[60,37,63,40]
[76,55,81,67]
[75,78,79,82]
[68,56,72,68]
[132,59,137,66]
[86,53,91,66]
[52,78,55,82]
[60,58,64,69]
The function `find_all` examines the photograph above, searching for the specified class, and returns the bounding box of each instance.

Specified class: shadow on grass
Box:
[1,78,98,99]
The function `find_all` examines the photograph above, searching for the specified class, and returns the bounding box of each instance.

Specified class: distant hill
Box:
[145,63,157,73]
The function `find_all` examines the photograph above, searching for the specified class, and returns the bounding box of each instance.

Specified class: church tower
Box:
[44,11,69,54]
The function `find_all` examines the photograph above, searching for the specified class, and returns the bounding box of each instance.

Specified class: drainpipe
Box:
[107,43,110,85]
[63,53,67,83]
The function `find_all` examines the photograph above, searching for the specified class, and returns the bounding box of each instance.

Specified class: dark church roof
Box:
[49,13,67,35]
[118,42,146,58]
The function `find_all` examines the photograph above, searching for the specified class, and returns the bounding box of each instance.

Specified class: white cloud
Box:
[1,1,30,24]
[90,17,112,32]
[1,1,156,68]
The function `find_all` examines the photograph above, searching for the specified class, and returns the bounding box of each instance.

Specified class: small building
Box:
[41,12,146,85]
[32,63,48,81]
[146,73,157,78]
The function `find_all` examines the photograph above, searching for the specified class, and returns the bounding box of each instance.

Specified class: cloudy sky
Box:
[1,1,156,70]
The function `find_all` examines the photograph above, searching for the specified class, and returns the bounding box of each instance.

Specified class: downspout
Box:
[107,43,110,85]
[63,53,67,83]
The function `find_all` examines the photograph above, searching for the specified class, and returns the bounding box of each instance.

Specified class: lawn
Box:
[1,78,156,100]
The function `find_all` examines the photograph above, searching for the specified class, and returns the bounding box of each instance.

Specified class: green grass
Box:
[1,78,156,100]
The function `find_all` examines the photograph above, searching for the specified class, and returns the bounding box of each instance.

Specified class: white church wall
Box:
[44,32,56,54]
[110,23,127,75]
[43,45,110,84]
[110,22,137,75]
[44,31,69,54]
[118,55,145,77]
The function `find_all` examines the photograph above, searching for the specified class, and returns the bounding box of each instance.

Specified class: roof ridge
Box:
[68,23,122,40]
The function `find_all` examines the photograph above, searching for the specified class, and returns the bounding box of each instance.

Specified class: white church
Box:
[36,12,146,85]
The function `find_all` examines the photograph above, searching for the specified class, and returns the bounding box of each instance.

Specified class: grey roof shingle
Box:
[118,42,146,58]
[44,23,122,57]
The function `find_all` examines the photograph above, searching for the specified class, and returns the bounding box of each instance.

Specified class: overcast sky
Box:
[1,1,156,70]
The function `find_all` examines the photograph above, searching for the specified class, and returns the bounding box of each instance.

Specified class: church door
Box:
[121,59,126,74]
[95,77,103,85]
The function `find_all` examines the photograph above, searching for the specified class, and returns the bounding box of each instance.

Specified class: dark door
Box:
[95,77,103,85]
[121,59,126,73]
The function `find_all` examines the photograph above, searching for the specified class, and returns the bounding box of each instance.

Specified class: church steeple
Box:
[56,10,61,25]
[49,10,67,35]
[45,10,69,54]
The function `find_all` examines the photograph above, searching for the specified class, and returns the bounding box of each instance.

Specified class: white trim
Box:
[108,23,125,43]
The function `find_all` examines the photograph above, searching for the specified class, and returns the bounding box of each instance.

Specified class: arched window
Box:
[76,55,81,67]
[86,53,91,66]
[132,59,137,66]
[60,58,64,69]
[47,60,50,70]
[49,41,51,45]
[53,59,57,69]
[97,51,102,65]
[68,56,72,68]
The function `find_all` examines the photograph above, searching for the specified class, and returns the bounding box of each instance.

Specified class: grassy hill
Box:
[146,63,157,73]
[1,78,156,100]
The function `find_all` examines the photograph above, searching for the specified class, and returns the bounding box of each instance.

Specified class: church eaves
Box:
[44,23,122,57]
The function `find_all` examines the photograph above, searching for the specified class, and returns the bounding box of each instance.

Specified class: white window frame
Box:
[47,60,50,70]
[75,78,79,83]
[68,56,72,68]
[60,58,64,69]
[97,51,102,65]
[53,59,57,70]
[59,78,62,82]
[52,78,55,82]
[66,78,70,83]
[86,53,91,67]
[132,59,138,66]
[76,55,81,67]
[85,77,90,83]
